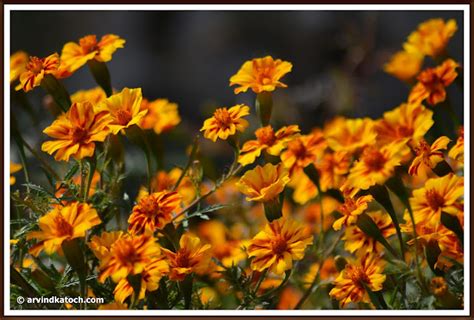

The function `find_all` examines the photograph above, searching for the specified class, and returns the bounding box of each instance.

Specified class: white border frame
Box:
[4,4,470,316]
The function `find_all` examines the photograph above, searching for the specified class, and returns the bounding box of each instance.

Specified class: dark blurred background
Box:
[10,10,464,198]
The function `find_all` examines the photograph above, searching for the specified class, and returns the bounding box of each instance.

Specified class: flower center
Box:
[71,127,88,143]
[213,108,232,128]
[425,189,445,211]
[255,126,276,146]
[54,215,74,237]
[254,61,275,85]
[26,56,44,75]
[139,196,160,218]
[175,250,191,267]
[363,148,386,171]
[115,240,142,265]
[414,140,431,156]
[288,139,307,159]
[271,236,288,255]
[115,109,132,125]
[347,265,370,288]
[340,198,357,216]
[396,125,414,138]
[79,35,99,54]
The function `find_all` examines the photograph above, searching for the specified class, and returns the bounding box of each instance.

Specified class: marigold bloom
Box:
[343,211,395,256]
[375,102,433,145]
[98,234,162,283]
[449,126,464,163]
[200,104,250,142]
[128,191,182,235]
[277,286,303,310]
[408,59,459,106]
[113,257,169,304]
[329,254,386,308]
[431,277,448,297]
[407,18,457,57]
[229,56,293,94]
[237,163,290,202]
[60,34,125,73]
[303,258,338,287]
[333,194,374,231]
[139,98,181,134]
[18,53,60,92]
[96,87,146,135]
[410,173,463,225]
[383,47,424,82]
[409,136,450,176]
[162,234,212,281]
[10,51,29,83]
[27,202,101,256]
[10,162,22,185]
[248,217,313,275]
[71,87,107,105]
[316,151,351,192]
[281,130,326,174]
[288,170,318,205]
[238,125,300,166]
[300,197,339,232]
[346,141,410,190]
[41,101,111,161]
[88,231,125,260]
[324,117,376,154]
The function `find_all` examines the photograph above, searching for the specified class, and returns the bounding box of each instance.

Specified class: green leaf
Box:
[64,163,80,181]
[40,74,71,112]
[424,240,444,276]
[87,60,113,97]
[440,212,463,247]
[179,274,194,309]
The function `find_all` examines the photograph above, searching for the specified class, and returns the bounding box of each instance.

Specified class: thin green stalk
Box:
[252,269,268,295]
[13,135,31,193]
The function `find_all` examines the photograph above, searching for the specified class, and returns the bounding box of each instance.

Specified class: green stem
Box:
[252,269,268,295]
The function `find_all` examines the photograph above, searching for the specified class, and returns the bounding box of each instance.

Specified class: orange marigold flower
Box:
[346,141,410,190]
[247,217,313,275]
[343,211,395,256]
[448,126,464,163]
[277,286,303,310]
[238,125,300,166]
[96,87,146,135]
[316,151,351,192]
[60,34,125,73]
[409,136,450,176]
[383,46,424,82]
[303,257,338,288]
[10,162,22,185]
[162,233,212,281]
[41,101,111,161]
[300,197,339,233]
[407,18,457,57]
[71,87,107,105]
[88,231,125,261]
[98,234,162,283]
[375,102,433,145]
[333,193,373,231]
[329,253,386,308]
[324,117,376,154]
[128,191,182,235]
[27,202,101,256]
[237,163,290,202]
[200,104,250,142]
[409,59,459,106]
[229,56,292,94]
[17,53,60,92]
[139,98,181,134]
[10,51,29,83]
[288,170,318,205]
[281,130,326,174]
[113,257,169,304]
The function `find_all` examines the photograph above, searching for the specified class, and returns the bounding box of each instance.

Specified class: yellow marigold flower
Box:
[96,87,146,135]
[346,141,410,190]
[448,126,464,163]
[281,130,326,174]
[247,217,313,275]
[237,163,290,202]
[98,234,162,283]
[71,87,107,105]
[139,98,181,134]
[409,59,459,106]
[238,125,300,166]
[10,51,29,83]
[324,117,376,154]
[410,173,463,225]
[288,170,318,205]
[329,254,386,308]
[229,56,293,94]
[200,104,250,142]
[17,53,59,92]
[98,302,128,310]
[199,287,219,306]
[383,47,424,82]
[343,211,395,256]
[41,101,111,161]
[375,102,434,145]
[333,193,373,231]
[128,191,182,235]
[409,136,450,176]
[60,34,125,73]
[27,202,101,256]
[407,18,457,57]
[300,197,339,233]
[316,151,351,192]
[303,258,338,288]
[430,277,448,297]
[88,231,125,260]
[162,233,212,281]
[113,257,169,304]
[10,162,22,185]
